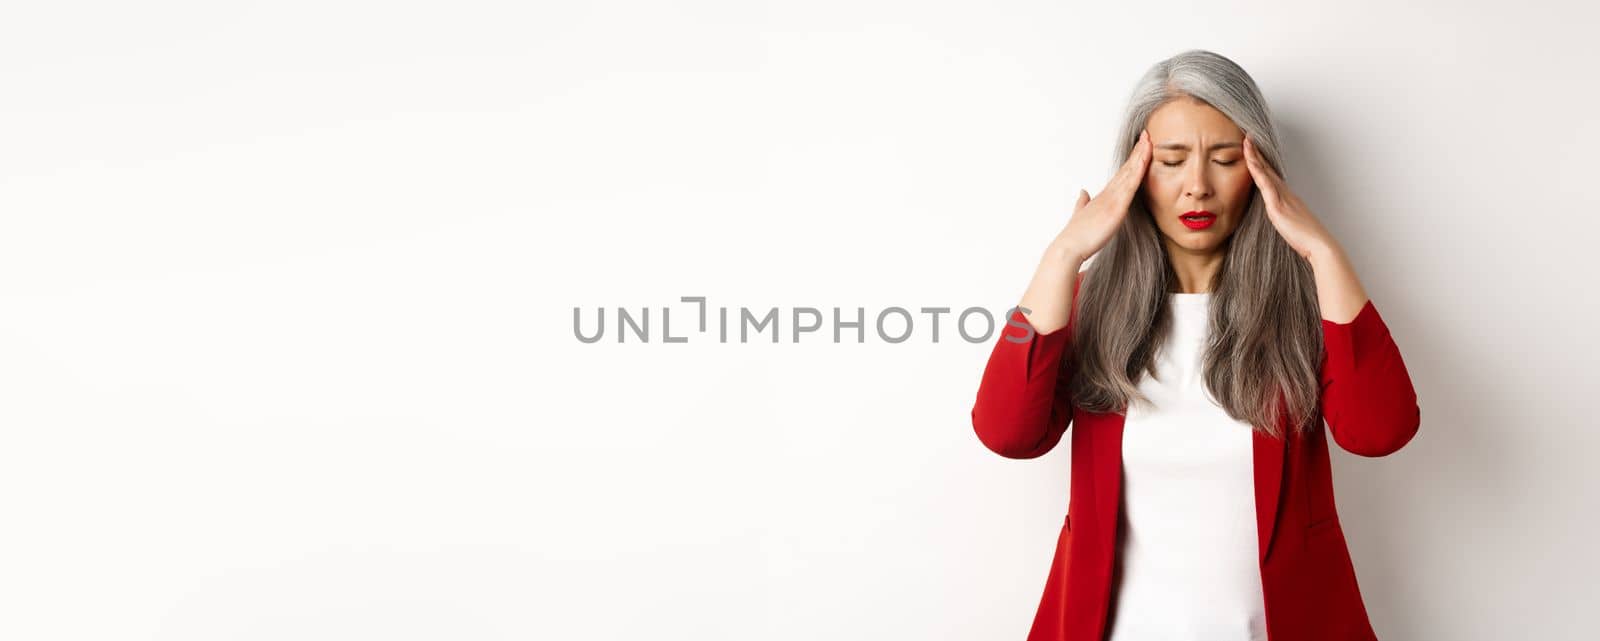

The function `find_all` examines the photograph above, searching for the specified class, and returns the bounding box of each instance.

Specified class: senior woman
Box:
[970,49,1421,641]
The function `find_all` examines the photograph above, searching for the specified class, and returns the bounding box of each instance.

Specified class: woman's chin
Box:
[1163,234,1227,255]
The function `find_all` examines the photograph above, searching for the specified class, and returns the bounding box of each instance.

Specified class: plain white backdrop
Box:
[2,1,1597,639]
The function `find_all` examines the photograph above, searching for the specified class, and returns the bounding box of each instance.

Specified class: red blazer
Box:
[971,271,1421,641]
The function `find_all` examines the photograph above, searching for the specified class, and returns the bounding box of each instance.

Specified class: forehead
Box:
[1147,99,1243,147]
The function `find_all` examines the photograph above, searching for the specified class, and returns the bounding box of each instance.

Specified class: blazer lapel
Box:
[1252,428,1287,563]
[1093,412,1124,559]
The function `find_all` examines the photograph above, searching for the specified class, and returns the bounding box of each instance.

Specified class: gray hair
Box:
[1067,49,1323,438]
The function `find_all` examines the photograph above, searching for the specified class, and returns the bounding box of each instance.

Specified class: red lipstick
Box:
[1179,210,1216,230]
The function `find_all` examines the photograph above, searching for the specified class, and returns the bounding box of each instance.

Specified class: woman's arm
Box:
[973,132,1148,458]
[1312,245,1422,457]
[1242,135,1421,456]
[970,263,1086,460]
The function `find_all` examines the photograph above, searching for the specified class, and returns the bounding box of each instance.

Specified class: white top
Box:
[1104,292,1268,641]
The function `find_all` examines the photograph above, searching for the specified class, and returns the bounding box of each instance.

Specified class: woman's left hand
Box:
[1243,134,1336,261]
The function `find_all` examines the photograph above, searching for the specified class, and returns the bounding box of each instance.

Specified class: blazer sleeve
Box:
[970,272,1084,459]
[1319,299,1422,457]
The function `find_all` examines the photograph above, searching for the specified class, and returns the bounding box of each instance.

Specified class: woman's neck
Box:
[1166,251,1224,294]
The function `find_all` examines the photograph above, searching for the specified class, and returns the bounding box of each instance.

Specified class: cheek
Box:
[1222,172,1254,204]
[1144,171,1180,197]
[1142,173,1178,214]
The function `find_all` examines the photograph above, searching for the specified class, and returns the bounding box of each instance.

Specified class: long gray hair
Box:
[1066,49,1322,439]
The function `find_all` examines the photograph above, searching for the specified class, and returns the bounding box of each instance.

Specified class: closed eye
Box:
[1161,159,1239,167]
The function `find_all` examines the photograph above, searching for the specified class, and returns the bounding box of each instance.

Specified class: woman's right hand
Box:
[1015,129,1152,335]
[1050,128,1153,264]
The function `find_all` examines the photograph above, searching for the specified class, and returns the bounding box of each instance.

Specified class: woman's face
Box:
[1140,98,1255,256]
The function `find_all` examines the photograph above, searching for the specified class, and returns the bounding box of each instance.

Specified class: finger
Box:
[1246,135,1283,186]
[1074,188,1090,213]
[1097,129,1151,201]
[1243,135,1280,202]
[1120,129,1150,174]
[1114,129,1152,199]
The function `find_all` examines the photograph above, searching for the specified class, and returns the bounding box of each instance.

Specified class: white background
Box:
[3,1,1597,639]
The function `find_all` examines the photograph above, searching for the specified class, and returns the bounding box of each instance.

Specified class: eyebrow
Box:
[1156,141,1242,151]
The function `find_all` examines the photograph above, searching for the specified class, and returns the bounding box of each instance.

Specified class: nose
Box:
[1184,159,1213,201]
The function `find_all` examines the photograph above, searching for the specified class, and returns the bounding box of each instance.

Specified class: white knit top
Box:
[1103,291,1268,640]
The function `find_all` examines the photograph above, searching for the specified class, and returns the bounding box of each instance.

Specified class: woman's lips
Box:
[1180,210,1216,230]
